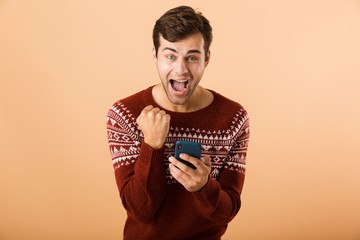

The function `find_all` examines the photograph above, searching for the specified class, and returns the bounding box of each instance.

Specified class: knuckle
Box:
[170,157,177,164]
[143,105,152,113]
[177,171,184,178]
[196,168,204,175]
[173,170,180,179]
[148,111,155,118]
[182,165,190,172]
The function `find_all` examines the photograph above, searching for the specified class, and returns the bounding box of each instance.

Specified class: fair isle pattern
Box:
[107,101,142,168]
[107,101,250,185]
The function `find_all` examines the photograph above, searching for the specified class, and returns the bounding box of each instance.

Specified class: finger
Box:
[142,105,154,112]
[201,156,212,167]
[146,108,159,120]
[169,163,190,183]
[169,156,195,175]
[179,153,203,169]
[157,110,169,122]
[164,114,171,123]
[151,107,161,114]
[155,110,165,120]
[158,110,166,115]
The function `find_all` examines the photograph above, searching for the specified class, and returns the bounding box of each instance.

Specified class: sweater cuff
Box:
[138,140,166,168]
[192,177,220,201]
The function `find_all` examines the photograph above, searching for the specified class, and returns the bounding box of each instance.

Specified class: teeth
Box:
[172,79,188,82]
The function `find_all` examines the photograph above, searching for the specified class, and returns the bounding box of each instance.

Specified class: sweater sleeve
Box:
[191,111,250,225]
[106,103,167,223]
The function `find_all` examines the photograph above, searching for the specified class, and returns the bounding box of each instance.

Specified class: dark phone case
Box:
[174,141,202,169]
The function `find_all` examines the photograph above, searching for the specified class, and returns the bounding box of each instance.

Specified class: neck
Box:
[152,83,213,113]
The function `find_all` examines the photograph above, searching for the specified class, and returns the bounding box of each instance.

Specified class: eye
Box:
[188,56,197,61]
[167,55,175,60]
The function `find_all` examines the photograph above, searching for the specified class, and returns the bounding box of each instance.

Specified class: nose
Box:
[174,58,189,75]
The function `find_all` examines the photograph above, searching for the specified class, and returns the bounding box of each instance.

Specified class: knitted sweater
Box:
[106,85,250,240]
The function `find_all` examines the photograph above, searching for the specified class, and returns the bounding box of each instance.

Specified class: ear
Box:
[205,49,210,67]
[152,47,157,63]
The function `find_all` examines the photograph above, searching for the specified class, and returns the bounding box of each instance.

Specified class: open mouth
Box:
[170,79,189,92]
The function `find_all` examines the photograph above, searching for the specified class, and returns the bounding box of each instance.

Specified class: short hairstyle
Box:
[152,5,213,61]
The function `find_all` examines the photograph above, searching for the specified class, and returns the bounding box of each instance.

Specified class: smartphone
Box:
[174,140,202,170]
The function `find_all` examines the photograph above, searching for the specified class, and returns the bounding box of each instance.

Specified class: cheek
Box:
[158,62,173,75]
[190,64,205,77]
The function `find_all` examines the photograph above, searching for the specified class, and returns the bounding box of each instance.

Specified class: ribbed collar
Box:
[142,85,221,122]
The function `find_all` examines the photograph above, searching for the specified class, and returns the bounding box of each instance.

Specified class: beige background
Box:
[1,0,360,239]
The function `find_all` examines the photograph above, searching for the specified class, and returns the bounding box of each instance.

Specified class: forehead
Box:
[159,32,204,54]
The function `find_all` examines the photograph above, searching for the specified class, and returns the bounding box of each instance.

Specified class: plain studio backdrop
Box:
[1,0,360,239]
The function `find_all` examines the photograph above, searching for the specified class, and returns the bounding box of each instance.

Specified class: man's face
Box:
[153,32,210,105]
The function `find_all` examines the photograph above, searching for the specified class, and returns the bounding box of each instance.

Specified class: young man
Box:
[106,5,250,240]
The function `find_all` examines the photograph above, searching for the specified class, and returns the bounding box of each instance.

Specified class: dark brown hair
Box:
[152,5,213,61]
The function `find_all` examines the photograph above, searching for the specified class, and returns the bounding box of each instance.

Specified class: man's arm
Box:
[106,104,170,223]
[193,114,250,225]
[168,112,250,225]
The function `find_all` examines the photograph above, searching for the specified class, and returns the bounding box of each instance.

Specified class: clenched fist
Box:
[136,105,171,149]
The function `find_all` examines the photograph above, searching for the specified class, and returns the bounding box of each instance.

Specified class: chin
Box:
[166,94,190,105]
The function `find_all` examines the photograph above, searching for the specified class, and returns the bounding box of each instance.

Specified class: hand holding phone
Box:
[174,141,202,169]
[171,140,211,192]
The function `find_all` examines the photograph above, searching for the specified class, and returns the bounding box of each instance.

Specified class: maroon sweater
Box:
[106,86,250,240]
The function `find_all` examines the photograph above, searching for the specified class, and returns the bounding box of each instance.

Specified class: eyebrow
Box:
[162,47,201,54]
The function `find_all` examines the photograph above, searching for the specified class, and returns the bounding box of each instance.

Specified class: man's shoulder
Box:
[211,90,248,117]
[209,90,250,135]
[108,86,152,117]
